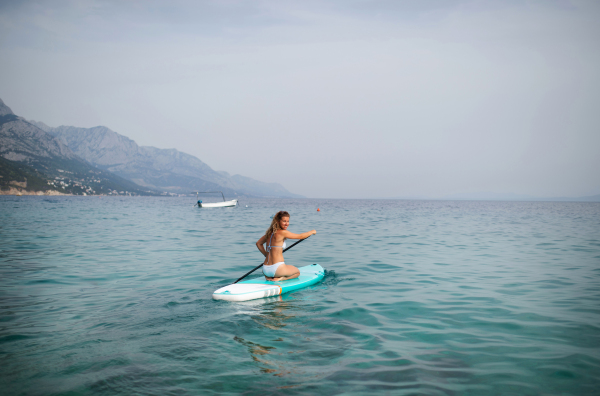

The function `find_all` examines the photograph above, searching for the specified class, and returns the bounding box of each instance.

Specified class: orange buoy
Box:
[317,208,320,212]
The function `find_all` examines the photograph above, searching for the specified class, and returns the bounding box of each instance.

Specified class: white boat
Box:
[194,191,238,208]
[200,199,238,208]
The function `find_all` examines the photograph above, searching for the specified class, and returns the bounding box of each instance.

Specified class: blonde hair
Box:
[266,211,290,240]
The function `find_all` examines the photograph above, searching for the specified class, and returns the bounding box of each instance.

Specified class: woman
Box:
[256,211,316,281]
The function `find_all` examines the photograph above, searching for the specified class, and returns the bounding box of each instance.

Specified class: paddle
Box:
[233,236,311,284]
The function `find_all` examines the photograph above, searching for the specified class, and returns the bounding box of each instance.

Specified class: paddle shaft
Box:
[232,236,310,284]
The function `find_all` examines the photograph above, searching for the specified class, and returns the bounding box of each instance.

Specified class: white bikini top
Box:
[267,233,286,252]
[265,232,286,266]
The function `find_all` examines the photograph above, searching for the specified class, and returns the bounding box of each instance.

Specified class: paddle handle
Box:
[232,236,311,284]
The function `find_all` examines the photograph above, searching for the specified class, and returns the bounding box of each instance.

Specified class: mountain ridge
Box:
[0,100,158,195]
[41,123,302,197]
[1,96,301,197]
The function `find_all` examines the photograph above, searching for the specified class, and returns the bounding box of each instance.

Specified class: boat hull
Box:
[199,200,238,208]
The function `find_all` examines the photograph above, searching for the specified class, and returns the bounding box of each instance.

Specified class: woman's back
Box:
[266,231,286,263]
[256,211,316,281]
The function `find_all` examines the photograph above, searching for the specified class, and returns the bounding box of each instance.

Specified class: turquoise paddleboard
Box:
[213,264,325,302]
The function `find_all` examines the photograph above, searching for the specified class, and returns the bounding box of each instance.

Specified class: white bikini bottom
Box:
[263,262,285,277]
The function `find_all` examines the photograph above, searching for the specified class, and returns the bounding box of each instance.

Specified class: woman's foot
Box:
[267,273,300,282]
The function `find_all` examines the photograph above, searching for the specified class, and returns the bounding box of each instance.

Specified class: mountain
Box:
[0,100,75,162]
[0,98,15,117]
[0,155,58,194]
[0,98,158,195]
[42,124,302,197]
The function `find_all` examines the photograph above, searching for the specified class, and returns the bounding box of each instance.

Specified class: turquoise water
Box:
[1,196,599,395]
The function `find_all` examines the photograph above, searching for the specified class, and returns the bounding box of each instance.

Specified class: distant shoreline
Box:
[1,191,599,203]
[0,188,70,196]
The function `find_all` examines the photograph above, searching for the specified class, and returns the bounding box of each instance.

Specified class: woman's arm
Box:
[256,234,268,257]
[280,229,316,240]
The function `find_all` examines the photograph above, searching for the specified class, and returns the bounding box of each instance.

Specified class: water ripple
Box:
[1,197,599,395]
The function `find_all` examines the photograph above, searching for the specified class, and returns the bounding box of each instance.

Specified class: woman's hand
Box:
[302,230,316,239]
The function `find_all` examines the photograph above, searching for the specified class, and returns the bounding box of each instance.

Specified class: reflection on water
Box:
[252,300,294,331]
[235,297,306,377]
[234,336,280,374]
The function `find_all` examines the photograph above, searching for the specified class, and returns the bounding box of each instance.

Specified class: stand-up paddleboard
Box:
[213,264,325,302]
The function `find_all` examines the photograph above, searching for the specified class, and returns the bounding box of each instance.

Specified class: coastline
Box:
[0,187,71,196]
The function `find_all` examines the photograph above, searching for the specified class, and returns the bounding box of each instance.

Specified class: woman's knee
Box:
[286,264,299,274]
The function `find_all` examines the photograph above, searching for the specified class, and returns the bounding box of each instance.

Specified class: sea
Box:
[1,196,599,395]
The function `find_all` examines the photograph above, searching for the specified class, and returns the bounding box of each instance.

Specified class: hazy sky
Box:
[1,0,599,198]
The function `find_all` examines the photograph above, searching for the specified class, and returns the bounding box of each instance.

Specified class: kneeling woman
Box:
[256,211,316,281]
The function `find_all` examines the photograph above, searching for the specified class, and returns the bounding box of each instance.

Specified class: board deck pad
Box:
[213,264,325,302]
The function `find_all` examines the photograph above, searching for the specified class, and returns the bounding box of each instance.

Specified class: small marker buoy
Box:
[317,208,320,212]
